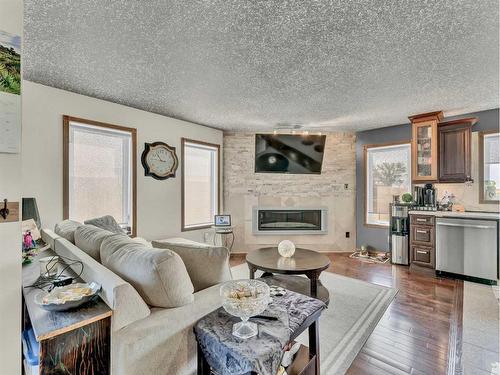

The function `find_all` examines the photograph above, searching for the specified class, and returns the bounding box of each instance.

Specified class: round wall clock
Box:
[141,142,179,180]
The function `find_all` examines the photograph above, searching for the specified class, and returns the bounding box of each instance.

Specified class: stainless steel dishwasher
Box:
[436,217,499,283]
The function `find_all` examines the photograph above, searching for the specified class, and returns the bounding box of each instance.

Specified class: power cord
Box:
[25,254,84,291]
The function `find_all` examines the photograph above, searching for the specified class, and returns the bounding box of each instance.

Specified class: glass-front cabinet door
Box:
[414,121,436,180]
[410,111,442,182]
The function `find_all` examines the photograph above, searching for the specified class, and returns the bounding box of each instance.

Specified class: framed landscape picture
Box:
[0,29,20,95]
[0,29,21,153]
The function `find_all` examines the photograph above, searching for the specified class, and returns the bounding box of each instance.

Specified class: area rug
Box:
[231,264,398,375]
[349,251,390,264]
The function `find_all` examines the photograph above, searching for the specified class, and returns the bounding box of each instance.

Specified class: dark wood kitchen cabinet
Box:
[412,244,434,265]
[438,117,477,182]
[411,225,434,245]
[409,111,443,182]
[410,214,435,268]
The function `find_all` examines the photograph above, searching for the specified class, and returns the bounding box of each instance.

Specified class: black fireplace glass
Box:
[258,209,322,231]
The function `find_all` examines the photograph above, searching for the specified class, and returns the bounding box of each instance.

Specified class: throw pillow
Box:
[74,225,115,262]
[100,233,136,254]
[152,238,232,292]
[84,215,126,234]
[54,220,82,243]
[101,236,194,308]
[131,236,153,248]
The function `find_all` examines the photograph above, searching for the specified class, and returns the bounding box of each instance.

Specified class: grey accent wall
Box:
[356,108,499,251]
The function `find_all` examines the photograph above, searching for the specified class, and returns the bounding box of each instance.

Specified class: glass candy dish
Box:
[220,279,271,339]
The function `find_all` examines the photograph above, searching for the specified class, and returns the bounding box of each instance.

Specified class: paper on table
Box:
[0,91,21,153]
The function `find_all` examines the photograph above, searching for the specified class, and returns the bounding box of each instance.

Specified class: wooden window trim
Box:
[63,115,137,237]
[479,130,500,204]
[181,138,221,232]
[364,140,411,228]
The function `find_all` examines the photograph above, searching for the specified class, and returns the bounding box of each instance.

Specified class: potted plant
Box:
[401,193,413,204]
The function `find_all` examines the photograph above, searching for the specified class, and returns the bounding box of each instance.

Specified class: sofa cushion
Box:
[112,283,222,375]
[84,215,126,234]
[152,238,232,292]
[43,229,151,331]
[100,232,136,254]
[54,220,82,243]
[101,237,194,308]
[74,225,116,262]
[131,236,153,248]
[154,237,212,248]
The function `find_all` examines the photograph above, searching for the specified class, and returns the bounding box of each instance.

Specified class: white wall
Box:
[22,81,223,242]
[0,1,22,373]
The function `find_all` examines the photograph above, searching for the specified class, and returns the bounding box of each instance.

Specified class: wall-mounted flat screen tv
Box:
[255,134,326,174]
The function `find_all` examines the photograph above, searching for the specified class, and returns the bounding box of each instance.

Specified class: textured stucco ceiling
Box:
[24,1,499,132]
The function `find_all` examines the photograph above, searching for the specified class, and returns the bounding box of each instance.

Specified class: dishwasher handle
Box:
[436,222,495,229]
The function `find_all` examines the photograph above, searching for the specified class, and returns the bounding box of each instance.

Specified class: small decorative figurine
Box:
[23,231,36,251]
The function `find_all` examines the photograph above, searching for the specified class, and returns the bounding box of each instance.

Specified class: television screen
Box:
[255,134,326,174]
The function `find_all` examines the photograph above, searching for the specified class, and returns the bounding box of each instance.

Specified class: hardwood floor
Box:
[230,252,463,375]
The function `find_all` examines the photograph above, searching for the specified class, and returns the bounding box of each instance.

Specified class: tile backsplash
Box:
[434,133,499,212]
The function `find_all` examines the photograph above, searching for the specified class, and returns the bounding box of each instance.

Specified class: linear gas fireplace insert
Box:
[252,207,328,235]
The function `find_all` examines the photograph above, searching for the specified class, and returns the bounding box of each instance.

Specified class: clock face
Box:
[141,142,178,180]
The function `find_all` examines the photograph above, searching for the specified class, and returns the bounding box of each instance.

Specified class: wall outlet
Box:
[345,232,350,238]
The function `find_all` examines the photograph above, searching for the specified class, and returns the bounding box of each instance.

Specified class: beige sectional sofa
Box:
[42,221,233,375]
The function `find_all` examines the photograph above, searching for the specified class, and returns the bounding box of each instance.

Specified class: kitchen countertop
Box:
[409,210,500,220]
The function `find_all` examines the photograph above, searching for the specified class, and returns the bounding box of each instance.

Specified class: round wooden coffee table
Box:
[246,247,331,303]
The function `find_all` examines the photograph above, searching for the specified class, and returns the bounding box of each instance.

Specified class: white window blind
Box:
[366,143,411,226]
[68,121,133,232]
[182,140,219,230]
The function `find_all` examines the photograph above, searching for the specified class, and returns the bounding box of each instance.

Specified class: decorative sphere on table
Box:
[278,240,296,257]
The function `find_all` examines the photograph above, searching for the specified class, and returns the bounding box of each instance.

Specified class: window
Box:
[365,142,411,227]
[63,116,136,235]
[181,138,220,231]
[480,131,500,203]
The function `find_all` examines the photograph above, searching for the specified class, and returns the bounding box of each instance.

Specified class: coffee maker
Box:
[413,184,437,210]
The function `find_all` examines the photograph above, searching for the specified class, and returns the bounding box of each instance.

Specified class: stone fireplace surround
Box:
[223,132,356,253]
